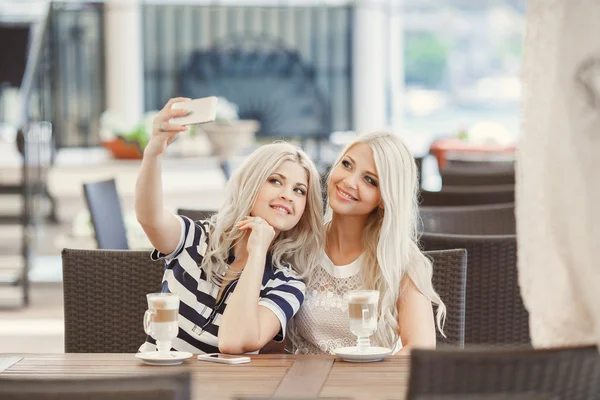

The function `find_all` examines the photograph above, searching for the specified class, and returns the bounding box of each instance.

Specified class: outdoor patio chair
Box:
[419,185,515,206]
[62,248,284,354]
[176,208,216,222]
[420,232,529,346]
[425,249,467,347]
[407,346,600,400]
[440,167,515,186]
[83,178,128,249]
[443,158,515,172]
[0,371,191,400]
[419,203,515,235]
[62,249,163,352]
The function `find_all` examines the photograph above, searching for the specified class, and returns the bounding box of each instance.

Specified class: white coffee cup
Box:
[143,293,179,354]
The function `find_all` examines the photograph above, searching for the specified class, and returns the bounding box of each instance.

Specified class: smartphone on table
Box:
[197,353,251,364]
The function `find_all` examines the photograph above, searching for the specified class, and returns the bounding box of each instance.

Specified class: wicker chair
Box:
[62,249,164,353]
[415,156,424,188]
[419,233,529,346]
[419,185,515,207]
[443,158,515,172]
[407,346,600,400]
[62,248,285,354]
[419,203,515,235]
[176,208,215,221]
[425,249,467,347]
[440,168,515,187]
[0,371,191,400]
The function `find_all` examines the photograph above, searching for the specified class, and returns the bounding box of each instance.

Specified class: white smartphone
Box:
[170,96,218,125]
[197,353,251,365]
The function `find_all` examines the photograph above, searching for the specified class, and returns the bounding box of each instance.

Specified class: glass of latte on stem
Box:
[347,290,379,352]
[143,293,179,354]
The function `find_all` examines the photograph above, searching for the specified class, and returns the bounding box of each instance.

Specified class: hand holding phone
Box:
[197,353,251,365]
[170,96,218,126]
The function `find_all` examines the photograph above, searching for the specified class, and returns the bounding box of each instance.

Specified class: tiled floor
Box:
[0,283,64,353]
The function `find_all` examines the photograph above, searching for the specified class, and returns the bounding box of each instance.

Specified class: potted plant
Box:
[99,110,157,159]
[200,97,259,161]
[100,97,259,160]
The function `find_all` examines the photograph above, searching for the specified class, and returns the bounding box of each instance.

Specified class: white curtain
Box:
[517,0,600,347]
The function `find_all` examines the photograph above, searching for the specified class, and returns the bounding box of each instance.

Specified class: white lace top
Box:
[292,252,402,355]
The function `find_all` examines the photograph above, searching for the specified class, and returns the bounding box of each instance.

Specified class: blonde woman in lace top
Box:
[288,132,446,355]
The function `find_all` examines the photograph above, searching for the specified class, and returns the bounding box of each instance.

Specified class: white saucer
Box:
[333,346,392,362]
[135,351,193,366]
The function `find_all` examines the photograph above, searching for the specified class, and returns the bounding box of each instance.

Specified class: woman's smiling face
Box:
[250,160,308,233]
[328,143,382,217]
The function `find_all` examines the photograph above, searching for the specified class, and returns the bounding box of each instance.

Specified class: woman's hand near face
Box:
[144,97,191,157]
[237,216,276,256]
[219,215,280,354]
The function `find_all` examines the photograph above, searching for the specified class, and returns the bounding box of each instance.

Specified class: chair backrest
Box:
[407,346,600,400]
[415,156,424,188]
[443,158,514,170]
[424,249,467,347]
[420,203,516,235]
[440,165,515,187]
[61,248,163,352]
[0,371,191,400]
[82,178,128,249]
[62,247,281,354]
[176,208,215,221]
[419,185,515,207]
[420,233,529,346]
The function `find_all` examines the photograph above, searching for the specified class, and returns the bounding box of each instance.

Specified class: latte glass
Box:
[347,290,379,352]
[143,293,179,354]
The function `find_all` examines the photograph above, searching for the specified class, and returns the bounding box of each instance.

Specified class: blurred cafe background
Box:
[0,0,524,353]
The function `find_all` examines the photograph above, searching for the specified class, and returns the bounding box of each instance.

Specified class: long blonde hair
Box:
[326,131,446,348]
[203,142,324,284]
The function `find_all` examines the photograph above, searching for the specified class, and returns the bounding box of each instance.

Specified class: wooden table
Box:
[0,353,410,399]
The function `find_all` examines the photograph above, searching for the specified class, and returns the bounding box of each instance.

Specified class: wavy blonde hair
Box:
[325,131,446,349]
[202,142,324,285]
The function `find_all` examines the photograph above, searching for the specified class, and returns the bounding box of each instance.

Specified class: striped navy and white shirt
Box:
[139,216,306,354]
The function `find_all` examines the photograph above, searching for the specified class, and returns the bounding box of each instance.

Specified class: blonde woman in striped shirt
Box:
[136,98,324,354]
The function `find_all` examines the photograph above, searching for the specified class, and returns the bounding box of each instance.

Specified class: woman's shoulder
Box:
[178,216,212,238]
[264,256,306,287]
[154,217,213,263]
